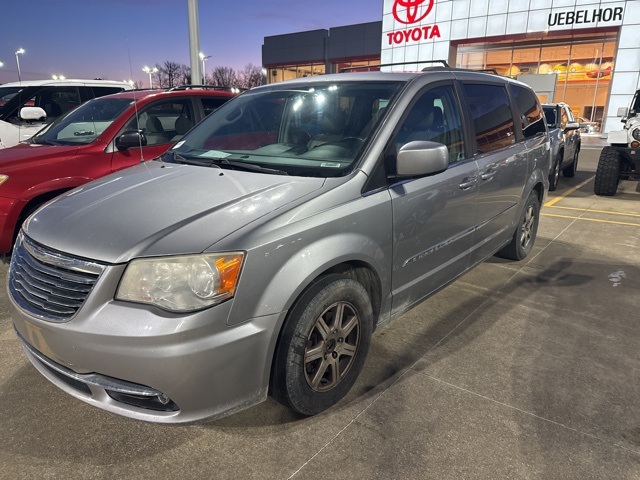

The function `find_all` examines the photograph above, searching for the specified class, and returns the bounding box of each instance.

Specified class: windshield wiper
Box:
[211,158,289,175]
[31,138,60,146]
[165,151,287,175]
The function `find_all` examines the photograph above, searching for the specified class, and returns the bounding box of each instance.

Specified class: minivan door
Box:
[461,83,528,264]
[389,84,478,317]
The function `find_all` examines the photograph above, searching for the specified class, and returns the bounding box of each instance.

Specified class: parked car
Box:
[0,86,237,255]
[8,68,550,423]
[0,79,134,149]
[542,103,581,191]
[575,116,599,135]
[594,89,640,196]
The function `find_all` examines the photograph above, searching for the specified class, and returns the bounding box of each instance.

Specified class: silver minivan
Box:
[8,68,550,423]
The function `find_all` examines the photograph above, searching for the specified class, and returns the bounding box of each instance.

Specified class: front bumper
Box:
[9,263,286,423]
[612,146,640,166]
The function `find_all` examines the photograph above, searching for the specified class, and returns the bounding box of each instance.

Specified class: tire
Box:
[271,274,373,416]
[563,148,578,178]
[594,147,621,196]
[548,154,561,191]
[496,191,540,261]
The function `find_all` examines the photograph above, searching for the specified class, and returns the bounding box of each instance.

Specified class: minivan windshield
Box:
[164,81,403,177]
[31,97,134,146]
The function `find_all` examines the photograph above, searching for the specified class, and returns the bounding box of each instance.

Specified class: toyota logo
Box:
[392,0,435,24]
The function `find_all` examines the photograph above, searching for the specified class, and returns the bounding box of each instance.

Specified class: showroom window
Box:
[455,31,617,133]
[266,63,326,84]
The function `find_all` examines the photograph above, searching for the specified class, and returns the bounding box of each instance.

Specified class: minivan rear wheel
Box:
[271,274,373,416]
[496,191,540,261]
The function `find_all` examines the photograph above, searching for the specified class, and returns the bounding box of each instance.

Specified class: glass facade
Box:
[266,63,326,84]
[334,58,381,74]
[455,31,618,133]
[265,57,381,84]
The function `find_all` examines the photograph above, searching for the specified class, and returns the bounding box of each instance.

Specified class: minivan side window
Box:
[396,84,465,164]
[509,84,545,139]
[463,84,516,153]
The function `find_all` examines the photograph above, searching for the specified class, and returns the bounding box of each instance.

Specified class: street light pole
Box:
[199,52,211,84]
[142,66,159,89]
[15,48,25,82]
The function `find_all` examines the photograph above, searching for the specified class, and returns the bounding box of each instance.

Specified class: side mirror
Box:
[116,131,147,150]
[19,107,47,122]
[396,141,449,177]
[617,107,629,118]
[564,122,580,132]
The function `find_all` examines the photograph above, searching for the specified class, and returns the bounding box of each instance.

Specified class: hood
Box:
[0,142,79,169]
[24,161,325,263]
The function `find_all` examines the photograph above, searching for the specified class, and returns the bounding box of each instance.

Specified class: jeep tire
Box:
[594,147,621,196]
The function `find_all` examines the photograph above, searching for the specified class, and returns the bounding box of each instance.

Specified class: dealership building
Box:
[262,0,639,134]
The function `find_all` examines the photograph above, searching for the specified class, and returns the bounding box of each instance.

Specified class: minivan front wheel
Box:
[271,274,373,416]
[496,191,540,261]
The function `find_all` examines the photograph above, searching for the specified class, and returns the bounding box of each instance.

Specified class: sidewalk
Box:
[581,134,608,149]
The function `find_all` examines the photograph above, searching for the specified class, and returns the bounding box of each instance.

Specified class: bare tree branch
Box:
[238,63,263,89]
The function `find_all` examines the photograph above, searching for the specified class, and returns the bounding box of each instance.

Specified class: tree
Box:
[210,66,237,87]
[156,61,184,88]
[238,63,263,89]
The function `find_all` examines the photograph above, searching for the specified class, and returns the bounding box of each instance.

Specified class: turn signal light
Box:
[631,141,640,148]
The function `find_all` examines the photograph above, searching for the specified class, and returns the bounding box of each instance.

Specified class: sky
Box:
[0,0,383,86]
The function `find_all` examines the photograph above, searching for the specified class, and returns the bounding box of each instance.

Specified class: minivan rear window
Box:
[509,84,546,139]
[463,83,516,153]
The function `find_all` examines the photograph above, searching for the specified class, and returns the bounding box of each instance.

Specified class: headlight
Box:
[116,253,244,312]
[632,128,640,141]
[0,175,8,186]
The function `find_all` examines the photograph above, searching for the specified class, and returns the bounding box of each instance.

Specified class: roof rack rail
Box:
[476,68,499,75]
[168,85,245,92]
[340,60,449,73]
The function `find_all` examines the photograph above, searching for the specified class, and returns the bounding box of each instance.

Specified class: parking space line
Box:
[546,205,640,218]
[544,176,595,207]
[541,212,640,227]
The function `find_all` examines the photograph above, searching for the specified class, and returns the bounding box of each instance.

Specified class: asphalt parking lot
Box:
[1,144,639,479]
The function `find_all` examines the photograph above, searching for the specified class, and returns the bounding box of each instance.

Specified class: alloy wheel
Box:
[520,205,536,250]
[304,301,360,392]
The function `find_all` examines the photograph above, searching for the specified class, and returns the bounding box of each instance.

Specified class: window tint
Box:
[41,87,82,122]
[543,106,557,128]
[202,97,230,117]
[463,83,516,153]
[124,99,195,146]
[6,86,81,125]
[396,84,465,164]
[92,87,125,98]
[509,84,545,139]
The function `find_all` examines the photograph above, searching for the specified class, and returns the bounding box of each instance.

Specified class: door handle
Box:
[481,169,496,181]
[459,177,478,190]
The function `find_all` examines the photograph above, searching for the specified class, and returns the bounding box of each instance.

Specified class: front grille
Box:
[9,233,106,322]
